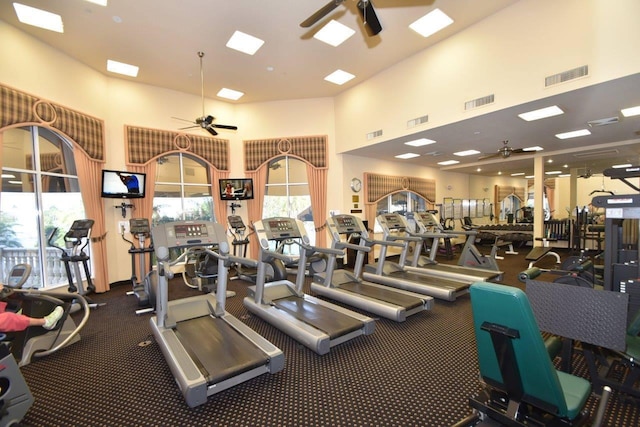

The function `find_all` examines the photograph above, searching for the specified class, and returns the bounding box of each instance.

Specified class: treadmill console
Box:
[228,215,246,231]
[381,214,406,231]
[263,218,302,240]
[152,221,224,249]
[416,212,438,227]
[331,215,362,234]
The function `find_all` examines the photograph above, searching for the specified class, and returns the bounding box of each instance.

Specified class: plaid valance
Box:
[1,84,104,161]
[365,173,436,203]
[244,135,327,171]
[495,185,526,202]
[125,125,229,170]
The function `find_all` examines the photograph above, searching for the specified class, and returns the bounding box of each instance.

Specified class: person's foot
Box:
[43,306,64,330]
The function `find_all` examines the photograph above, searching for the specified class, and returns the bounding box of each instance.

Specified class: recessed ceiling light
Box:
[559,174,571,177]
[8,180,22,185]
[84,0,108,6]
[523,146,543,152]
[217,88,244,100]
[1,173,16,179]
[525,175,534,179]
[437,160,459,166]
[612,163,633,168]
[313,20,355,47]
[404,138,436,147]
[511,172,525,176]
[518,105,564,121]
[13,3,64,33]
[226,31,265,55]
[555,129,591,139]
[409,9,453,38]
[106,59,139,77]
[454,149,480,156]
[621,105,640,117]
[545,171,562,175]
[324,69,355,85]
[395,153,420,159]
[476,168,482,172]
[547,159,553,163]
[498,171,502,175]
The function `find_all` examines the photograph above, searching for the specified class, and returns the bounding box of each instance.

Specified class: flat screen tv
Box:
[101,169,146,199]
[219,178,254,201]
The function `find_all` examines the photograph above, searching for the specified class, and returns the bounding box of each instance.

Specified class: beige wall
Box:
[2,0,640,284]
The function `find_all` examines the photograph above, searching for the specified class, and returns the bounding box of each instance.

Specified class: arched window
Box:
[263,156,315,244]
[1,126,85,288]
[374,191,430,232]
[152,153,213,224]
[500,194,521,223]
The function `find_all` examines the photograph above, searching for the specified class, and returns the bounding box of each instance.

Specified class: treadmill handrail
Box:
[335,241,372,253]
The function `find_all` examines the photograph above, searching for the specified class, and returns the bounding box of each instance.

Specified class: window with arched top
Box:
[152,153,214,224]
[1,126,86,288]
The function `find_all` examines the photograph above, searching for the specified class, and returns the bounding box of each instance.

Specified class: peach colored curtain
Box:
[306,165,328,248]
[74,154,109,293]
[212,168,230,227]
[245,167,268,259]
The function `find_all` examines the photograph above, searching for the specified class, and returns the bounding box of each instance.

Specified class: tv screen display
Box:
[101,169,146,199]
[219,178,254,201]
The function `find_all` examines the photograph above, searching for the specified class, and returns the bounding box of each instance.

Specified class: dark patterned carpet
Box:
[16,247,640,426]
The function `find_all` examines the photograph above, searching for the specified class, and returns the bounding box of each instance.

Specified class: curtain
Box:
[212,168,230,227]
[245,167,268,258]
[306,165,328,248]
[74,154,109,293]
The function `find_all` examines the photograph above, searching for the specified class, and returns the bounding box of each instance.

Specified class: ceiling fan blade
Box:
[210,124,238,131]
[171,116,195,124]
[357,1,382,35]
[478,153,501,160]
[178,125,198,130]
[511,148,527,155]
[205,126,218,136]
[300,0,344,28]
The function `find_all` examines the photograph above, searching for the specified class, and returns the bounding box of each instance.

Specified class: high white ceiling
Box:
[2,0,639,177]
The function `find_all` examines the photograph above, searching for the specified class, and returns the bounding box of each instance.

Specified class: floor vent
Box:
[366,129,383,140]
[545,65,589,87]
[465,94,494,111]
[407,115,429,128]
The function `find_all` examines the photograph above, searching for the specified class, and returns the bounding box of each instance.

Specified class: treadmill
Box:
[363,213,470,301]
[149,220,284,408]
[311,214,433,322]
[244,217,375,355]
[407,211,503,283]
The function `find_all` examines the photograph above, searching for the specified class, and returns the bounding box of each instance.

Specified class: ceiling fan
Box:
[301,0,382,36]
[172,52,238,137]
[478,140,527,160]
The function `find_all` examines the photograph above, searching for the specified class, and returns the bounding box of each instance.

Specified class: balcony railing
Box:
[0,247,86,289]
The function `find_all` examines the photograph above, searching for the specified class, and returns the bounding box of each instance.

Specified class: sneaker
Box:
[43,306,64,330]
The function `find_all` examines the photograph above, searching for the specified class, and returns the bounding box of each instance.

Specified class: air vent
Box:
[465,94,494,111]
[573,149,619,159]
[366,129,383,140]
[424,151,443,157]
[588,116,620,127]
[407,115,429,128]
[545,65,589,87]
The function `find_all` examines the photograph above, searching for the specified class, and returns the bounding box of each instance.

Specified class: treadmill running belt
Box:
[175,316,269,384]
[340,281,424,310]
[274,296,363,339]
[422,264,499,280]
[389,271,468,292]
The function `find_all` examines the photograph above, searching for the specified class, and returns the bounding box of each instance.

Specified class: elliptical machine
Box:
[48,219,96,295]
[121,218,154,310]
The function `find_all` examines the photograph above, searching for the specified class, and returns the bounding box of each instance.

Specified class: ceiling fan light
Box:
[409,9,453,38]
[314,20,355,47]
[217,88,244,100]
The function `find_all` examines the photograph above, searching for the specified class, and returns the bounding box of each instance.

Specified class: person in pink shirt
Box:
[0,283,64,332]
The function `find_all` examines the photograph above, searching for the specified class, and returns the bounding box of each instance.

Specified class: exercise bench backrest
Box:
[470,282,569,417]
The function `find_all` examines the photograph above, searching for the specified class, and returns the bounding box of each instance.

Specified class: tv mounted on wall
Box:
[219,178,254,201]
[101,169,146,199]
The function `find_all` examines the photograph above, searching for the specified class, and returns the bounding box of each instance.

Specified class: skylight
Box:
[314,20,355,47]
[13,3,63,33]
[217,88,244,101]
[518,105,564,121]
[522,146,543,152]
[324,70,355,85]
[409,9,453,38]
[84,0,108,5]
[395,153,420,159]
[226,31,265,55]
[454,149,480,156]
[437,160,459,166]
[106,60,139,77]
[555,129,591,139]
[621,105,640,117]
[404,138,436,147]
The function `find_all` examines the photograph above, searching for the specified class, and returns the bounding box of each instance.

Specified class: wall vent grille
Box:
[366,129,383,140]
[573,149,619,159]
[465,94,494,110]
[545,65,589,87]
[407,115,429,128]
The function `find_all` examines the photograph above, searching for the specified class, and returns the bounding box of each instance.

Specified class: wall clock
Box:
[350,177,362,193]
